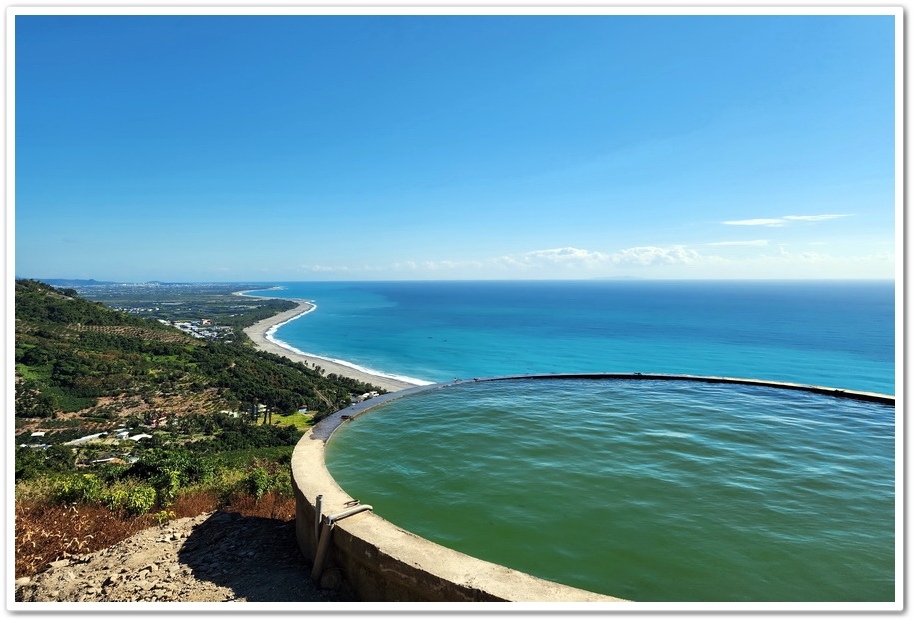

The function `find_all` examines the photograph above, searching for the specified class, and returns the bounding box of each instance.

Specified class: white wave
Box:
[264,304,317,339]
[266,332,435,386]
[243,293,435,387]
[234,286,284,296]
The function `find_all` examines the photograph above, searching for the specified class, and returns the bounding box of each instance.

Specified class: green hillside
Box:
[14,279,381,427]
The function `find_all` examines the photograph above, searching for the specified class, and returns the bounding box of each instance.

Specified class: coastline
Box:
[235,290,421,393]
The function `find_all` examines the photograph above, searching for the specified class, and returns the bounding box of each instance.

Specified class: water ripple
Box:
[326,378,895,601]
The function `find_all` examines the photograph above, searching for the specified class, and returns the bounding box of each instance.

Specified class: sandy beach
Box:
[238,292,420,393]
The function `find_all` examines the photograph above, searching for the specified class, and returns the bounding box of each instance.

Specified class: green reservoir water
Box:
[325,379,896,602]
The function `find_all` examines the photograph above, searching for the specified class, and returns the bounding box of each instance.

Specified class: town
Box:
[156,318,235,341]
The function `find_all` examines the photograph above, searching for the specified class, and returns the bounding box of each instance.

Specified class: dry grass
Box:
[15,490,297,578]
[223,489,297,521]
[15,501,157,578]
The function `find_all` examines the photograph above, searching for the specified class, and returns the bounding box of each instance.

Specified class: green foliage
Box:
[15,450,42,482]
[14,379,58,418]
[45,392,97,414]
[14,279,383,422]
[50,474,157,515]
[45,445,76,473]
[242,459,291,499]
[15,448,52,482]
[14,279,383,521]
[272,464,293,497]
[151,470,182,507]
[51,473,103,505]
[126,447,215,491]
[16,279,148,326]
[211,446,295,470]
[176,413,303,454]
[98,482,157,515]
[153,510,176,526]
[268,411,314,429]
[245,466,274,499]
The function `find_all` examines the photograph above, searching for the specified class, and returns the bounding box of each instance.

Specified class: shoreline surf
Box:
[235,289,428,392]
[233,281,894,396]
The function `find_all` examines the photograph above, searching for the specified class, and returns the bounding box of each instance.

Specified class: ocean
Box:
[247,279,896,601]
[245,280,895,395]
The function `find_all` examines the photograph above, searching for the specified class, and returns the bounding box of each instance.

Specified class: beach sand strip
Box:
[239,294,418,393]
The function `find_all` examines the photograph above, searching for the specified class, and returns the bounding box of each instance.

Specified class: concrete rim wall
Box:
[290,374,893,602]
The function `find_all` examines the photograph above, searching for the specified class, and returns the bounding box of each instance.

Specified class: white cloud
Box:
[298,264,345,272]
[723,214,853,227]
[485,247,611,271]
[522,247,611,265]
[706,239,770,247]
[374,246,704,276]
[609,245,701,266]
[501,246,702,269]
[783,214,853,222]
[285,235,890,280]
[422,259,484,271]
[722,218,787,227]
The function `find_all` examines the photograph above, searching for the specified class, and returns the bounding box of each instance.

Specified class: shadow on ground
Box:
[178,511,356,602]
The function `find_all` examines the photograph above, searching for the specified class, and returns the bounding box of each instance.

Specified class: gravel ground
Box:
[14,510,357,604]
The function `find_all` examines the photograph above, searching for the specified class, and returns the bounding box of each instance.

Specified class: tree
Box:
[15,380,58,418]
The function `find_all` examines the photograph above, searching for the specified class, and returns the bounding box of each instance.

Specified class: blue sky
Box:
[13,11,898,281]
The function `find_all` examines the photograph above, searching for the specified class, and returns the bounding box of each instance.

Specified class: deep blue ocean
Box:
[244,280,895,395]
[249,279,896,600]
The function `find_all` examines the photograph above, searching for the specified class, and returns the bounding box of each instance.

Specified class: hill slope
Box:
[14,279,382,433]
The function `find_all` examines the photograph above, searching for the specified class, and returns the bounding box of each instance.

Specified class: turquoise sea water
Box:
[246,280,896,601]
[246,280,895,394]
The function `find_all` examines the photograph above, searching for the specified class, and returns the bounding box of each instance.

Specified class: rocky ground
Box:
[14,510,356,604]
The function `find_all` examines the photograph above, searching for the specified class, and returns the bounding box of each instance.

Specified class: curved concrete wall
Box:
[290,374,893,602]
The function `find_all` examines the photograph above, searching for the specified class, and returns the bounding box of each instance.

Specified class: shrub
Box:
[245,466,273,499]
[98,482,157,516]
[99,487,127,511]
[127,447,215,488]
[51,473,102,505]
[16,445,76,483]
[197,469,246,505]
[125,485,157,515]
[152,470,181,507]
[152,509,175,526]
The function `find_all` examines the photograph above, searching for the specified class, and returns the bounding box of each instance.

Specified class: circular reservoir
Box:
[325,377,895,602]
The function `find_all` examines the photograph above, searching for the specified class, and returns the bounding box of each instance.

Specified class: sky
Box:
[12,9,899,282]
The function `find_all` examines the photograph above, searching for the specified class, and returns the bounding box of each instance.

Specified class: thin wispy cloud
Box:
[609,245,701,266]
[519,247,611,266]
[491,246,702,270]
[706,240,770,247]
[723,218,786,227]
[290,238,891,280]
[722,214,852,227]
[297,246,707,276]
[783,214,853,222]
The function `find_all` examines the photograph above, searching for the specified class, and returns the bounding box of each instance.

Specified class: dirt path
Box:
[14,510,356,604]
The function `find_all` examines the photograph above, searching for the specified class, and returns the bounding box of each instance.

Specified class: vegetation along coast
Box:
[13,279,398,602]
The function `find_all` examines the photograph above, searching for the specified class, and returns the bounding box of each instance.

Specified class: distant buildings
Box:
[160,319,234,341]
[352,391,380,403]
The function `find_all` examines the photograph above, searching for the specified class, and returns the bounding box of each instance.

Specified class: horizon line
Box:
[17,276,897,285]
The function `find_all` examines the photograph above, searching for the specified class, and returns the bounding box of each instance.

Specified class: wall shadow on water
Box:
[177,510,356,602]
